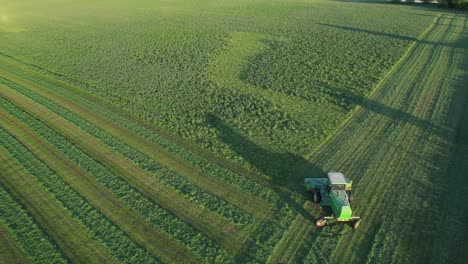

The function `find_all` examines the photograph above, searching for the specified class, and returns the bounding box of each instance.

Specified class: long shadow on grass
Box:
[319,22,466,49]
[319,82,451,140]
[206,114,323,218]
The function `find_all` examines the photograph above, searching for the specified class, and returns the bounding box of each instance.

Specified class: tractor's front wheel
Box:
[312,190,321,204]
[352,219,361,230]
[315,217,327,227]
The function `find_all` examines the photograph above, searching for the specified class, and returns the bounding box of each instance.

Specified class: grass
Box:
[0,95,232,262]
[0,54,279,203]
[0,146,119,264]
[0,224,31,263]
[0,223,31,264]
[270,13,468,263]
[0,0,467,263]
[0,0,435,166]
[0,185,67,264]
[0,67,274,220]
[0,86,250,256]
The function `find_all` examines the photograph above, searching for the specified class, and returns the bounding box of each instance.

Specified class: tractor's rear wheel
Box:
[315,217,327,227]
[352,219,361,230]
[312,190,321,204]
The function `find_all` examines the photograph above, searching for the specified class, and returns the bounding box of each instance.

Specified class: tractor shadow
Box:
[206,114,323,220]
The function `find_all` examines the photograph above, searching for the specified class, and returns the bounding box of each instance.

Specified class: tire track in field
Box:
[390,15,468,264]
[269,14,466,263]
[0,66,274,221]
[300,15,454,262]
[0,110,201,263]
[318,15,458,261]
[327,15,466,263]
[0,147,119,264]
[268,15,443,263]
[0,223,30,264]
[0,87,249,255]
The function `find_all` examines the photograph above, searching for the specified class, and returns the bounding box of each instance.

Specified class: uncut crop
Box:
[0,0,435,172]
[1,1,467,264]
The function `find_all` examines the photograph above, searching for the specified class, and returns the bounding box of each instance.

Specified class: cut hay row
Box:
[270,14,467,262]
[0,110,199,263]
[267,201,318,264]
[0,59,296,262]
[322,15,467,263]
[0,64,274,220]
[0,146,119,264]
[0,86,250,255]
[0,76,257,228]
[268,14,444,262]
[0,223,30,264]
[0,186,67,264]
[0,54,279,202]
[0,93,230,262]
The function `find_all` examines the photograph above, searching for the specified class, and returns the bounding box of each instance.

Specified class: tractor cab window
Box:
[330,184,345,191]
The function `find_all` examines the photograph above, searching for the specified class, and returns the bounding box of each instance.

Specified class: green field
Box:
[0,0,467,263]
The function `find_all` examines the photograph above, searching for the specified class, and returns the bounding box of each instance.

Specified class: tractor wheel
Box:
[312,190,321,204]
[347,191,354,204]
[352,219,361,230]
[316,217,327,228]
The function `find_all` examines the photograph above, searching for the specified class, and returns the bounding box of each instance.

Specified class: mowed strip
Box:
[268,202,317,264]
[0,87,249,254]
[0,110,200,263]
[0,147,118,264]
[0,223,31,264]
[327,15,466,263]
[268,14,465,262]
[331,15,463,262]
[0,66,274,221]
[0,54,277,198]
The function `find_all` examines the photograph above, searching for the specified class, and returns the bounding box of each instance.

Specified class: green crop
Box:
[0,126,160,263]
[1,1,467,263]
[0,0,435,170]
[0,185,67,264]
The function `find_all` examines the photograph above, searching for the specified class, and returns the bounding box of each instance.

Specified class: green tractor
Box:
[305,172,361,230]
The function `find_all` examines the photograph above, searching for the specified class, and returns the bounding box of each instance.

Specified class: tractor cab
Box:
[327,172,351,193]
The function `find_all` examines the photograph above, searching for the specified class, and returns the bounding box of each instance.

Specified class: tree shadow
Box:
[319,23,466,49]
[206,114,324,220]
[317,82,451,141]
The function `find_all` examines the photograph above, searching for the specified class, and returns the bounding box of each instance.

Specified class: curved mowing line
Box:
[0,223,31,264]
[0,86,249,255]
[0,110,200,263]
[0,147,119,264]
[0,67,274,221]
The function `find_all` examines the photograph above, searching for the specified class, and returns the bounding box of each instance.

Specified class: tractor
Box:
[304,172,361,230]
